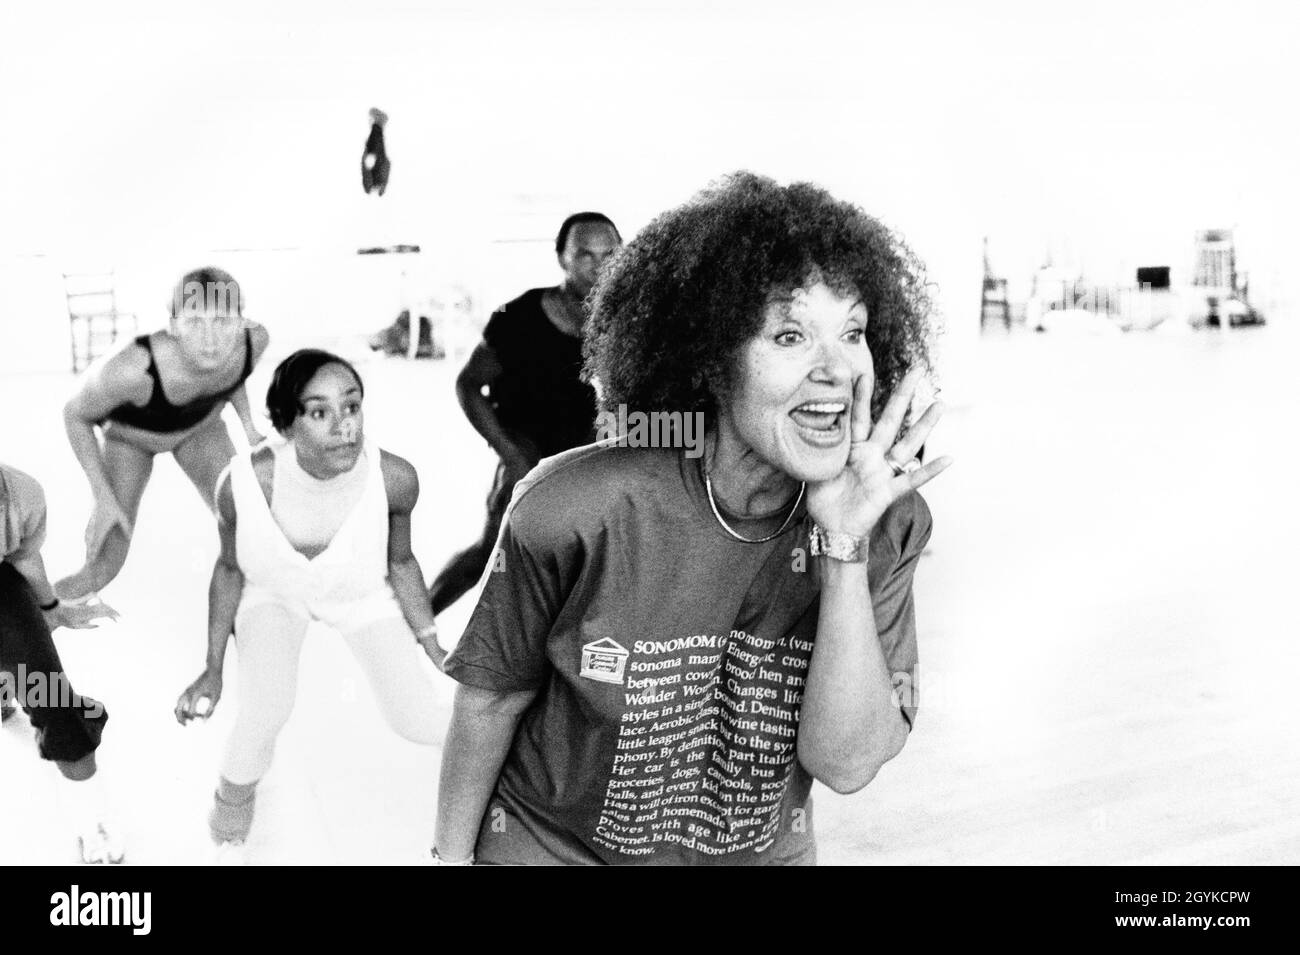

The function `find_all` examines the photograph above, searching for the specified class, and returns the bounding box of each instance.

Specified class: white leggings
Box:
[221,595,440,785]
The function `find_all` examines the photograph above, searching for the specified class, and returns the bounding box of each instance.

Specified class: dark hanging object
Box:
[362,107,391,196]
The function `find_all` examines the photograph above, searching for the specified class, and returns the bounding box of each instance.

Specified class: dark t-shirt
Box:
[481,288,597,460]
[444,443,931,866]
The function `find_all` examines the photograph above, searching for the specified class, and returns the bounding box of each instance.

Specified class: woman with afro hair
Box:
[434,171,950,866]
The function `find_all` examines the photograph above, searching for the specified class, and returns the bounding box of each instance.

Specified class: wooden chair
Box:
[980,238,1011,330]
[64,272,136,372]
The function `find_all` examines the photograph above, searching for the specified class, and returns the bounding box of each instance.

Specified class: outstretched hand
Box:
[806,367,952,538]
[45,600,119,631]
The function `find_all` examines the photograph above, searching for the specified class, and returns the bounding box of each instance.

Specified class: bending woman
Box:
[174,349,444,853]
[1,462,122,863]
[434,173,950,865]
[57,266,269,600]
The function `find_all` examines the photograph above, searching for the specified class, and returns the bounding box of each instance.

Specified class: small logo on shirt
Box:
[580,638,629,685]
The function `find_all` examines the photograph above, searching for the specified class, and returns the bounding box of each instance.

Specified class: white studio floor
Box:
[3,324,1298,865]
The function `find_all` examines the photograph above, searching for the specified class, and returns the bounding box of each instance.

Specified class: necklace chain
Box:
[702,465,806,544]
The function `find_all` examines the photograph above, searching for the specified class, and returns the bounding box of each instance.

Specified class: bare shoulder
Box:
[380,450,419,511]
[74,337,152,408]
[250,446,275,507]
[246,322,271,361]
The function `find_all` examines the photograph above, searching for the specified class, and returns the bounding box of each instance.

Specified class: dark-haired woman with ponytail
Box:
[174,349,444,861]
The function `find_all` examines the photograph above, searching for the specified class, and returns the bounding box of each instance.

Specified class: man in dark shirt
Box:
[429,212,622,617]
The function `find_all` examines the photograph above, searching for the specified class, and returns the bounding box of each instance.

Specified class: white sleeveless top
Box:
[270,441,368,552]
[229,438,391,608]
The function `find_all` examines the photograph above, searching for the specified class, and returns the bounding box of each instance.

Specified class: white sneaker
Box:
[78,821,126,864]
[212,841,249,866]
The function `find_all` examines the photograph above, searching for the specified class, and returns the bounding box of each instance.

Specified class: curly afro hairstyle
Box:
[583,171,933,424]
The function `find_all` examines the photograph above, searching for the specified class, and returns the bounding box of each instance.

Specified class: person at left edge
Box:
[1,461,123,863]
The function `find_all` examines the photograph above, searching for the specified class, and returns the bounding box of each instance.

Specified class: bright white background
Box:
[2,0,1298,867]
[3,0,1297,373]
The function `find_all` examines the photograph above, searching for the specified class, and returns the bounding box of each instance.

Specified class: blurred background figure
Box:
[427,212,621,618]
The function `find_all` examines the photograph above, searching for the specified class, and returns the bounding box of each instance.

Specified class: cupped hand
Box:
[805,366,952,538]
[175,669,223,725]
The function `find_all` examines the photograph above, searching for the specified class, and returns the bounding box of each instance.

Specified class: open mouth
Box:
[789,400,848,445]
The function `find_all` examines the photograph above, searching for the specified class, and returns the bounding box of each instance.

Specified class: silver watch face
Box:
[809,525,866,562]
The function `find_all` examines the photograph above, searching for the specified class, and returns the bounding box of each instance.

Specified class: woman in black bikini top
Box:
[58,267,270,601]
[106,328,257,434]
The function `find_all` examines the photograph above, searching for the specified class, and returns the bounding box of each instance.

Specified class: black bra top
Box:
[106,330,254,434]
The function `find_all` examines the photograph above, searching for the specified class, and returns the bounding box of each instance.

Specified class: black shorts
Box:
[0,562,108,764]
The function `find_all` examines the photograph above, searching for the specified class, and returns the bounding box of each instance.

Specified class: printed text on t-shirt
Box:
[593,628,811,857]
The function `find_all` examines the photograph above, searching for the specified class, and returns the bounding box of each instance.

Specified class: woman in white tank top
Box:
[173,349,445,860]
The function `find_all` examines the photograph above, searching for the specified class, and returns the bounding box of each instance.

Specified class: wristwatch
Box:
[808,523,868,563]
